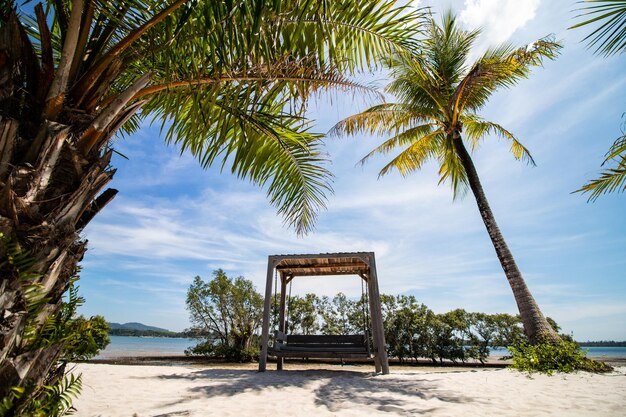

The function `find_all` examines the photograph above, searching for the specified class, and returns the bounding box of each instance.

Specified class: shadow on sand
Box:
[132,367,475,415]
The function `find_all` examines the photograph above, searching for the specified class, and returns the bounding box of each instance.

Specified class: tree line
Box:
[108,328,202,338]
[186,270,534,363]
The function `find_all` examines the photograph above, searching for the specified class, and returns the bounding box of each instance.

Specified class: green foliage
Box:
[0,374,83,417]
[63,315,111,362]
[509,339,613,375]
[186,270,263,362]
[185,273,611,371]
[269,289,526,365]
[319,293,359,335]
[569,0,626,57]
[576,117,626,200]
[0,236,106,414]
[186,340,259,363]
[27,280,110,362]
[380,296,524,364]
[286,293,321,335]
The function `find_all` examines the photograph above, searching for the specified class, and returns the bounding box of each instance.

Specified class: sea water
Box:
[97,336,626,359]
[96,335,197,359]
[487,346,626,358]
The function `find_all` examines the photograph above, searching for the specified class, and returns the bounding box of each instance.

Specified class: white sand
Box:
[72,363,626,417]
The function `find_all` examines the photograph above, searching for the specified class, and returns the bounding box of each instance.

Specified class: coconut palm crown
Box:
[332,11,562,344]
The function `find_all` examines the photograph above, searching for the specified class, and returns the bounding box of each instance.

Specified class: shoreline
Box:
[82,354,626,369]
[86,354,512,367]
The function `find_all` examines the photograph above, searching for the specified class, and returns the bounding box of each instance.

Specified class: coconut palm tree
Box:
[570,0,626,199]
[332,12,561,344]
[0,0,423,410]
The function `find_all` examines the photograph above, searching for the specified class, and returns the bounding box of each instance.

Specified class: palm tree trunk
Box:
[0,116,117,403]
[0,7,120,405]
[451,133,559,344]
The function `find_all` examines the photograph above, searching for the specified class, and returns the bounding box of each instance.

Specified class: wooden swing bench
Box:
[270,331,371,359]
[259,253,389,374]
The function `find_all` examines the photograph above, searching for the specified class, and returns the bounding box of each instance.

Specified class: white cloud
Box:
[460,0,541,53]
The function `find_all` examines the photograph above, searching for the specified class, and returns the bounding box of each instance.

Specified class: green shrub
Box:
[508,339,612,375]
[185,340,259,362]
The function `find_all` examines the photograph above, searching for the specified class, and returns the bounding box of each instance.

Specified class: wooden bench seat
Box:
[270,332,371,358]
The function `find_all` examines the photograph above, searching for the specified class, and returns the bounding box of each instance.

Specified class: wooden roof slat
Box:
[270,252,373,277]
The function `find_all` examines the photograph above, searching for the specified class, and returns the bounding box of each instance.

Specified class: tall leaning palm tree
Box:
[0,0,422,410]
[332,12,561,344]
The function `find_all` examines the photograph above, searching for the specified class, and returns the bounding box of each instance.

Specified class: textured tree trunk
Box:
[0,6,122,407]
[451,133,559,344]
[0,116,117,401]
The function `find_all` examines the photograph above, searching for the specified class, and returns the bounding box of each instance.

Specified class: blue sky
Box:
[79,0,625,341]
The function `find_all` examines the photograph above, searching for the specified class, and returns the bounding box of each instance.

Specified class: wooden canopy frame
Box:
[258,252,390,374]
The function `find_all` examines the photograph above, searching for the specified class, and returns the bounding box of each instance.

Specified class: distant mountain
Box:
[108,322,170,333]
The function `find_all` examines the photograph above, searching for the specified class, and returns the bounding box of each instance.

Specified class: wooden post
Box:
[277,272,287,371]
[366,272,382,373]
[368,254,389,374]
[259,256,277,372]
[360,272,380,372]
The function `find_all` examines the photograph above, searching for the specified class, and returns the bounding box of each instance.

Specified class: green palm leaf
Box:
[570,0,626,56]
[330,103,439,137]
[450,37,561,116]
[577,127,626,201]
[462,116,536,165]
[379,129,444,177]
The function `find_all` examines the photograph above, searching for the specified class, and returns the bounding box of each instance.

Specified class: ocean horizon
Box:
[96,336,626,359]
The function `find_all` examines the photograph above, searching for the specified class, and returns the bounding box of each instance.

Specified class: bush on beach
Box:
[508,337,613,375]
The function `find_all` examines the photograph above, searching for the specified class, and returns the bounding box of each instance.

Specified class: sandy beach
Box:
[72,362,626,416]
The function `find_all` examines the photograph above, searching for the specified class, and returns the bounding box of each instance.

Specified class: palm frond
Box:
[12,0,427,234]
[147,86,332,234]
[330,103,439,137]
[378,130,444,177]
[283,2,428,71]
[577,155,626,200]
[462,116,536,165]
[438,136,468,199]
[386,71,449,115]
[426,10,481,90]
[42,373,83,417]
[577,124,626,200]
[451,37,561,115]
[362,123,439,165]
[604,128,626,161]
[569,0,626,56]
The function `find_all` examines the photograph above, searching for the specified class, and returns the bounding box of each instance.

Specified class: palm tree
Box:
[0,0,423,410]
[570,0,626,199]
[332,12,561,344]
